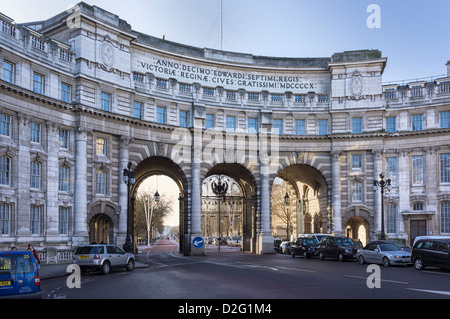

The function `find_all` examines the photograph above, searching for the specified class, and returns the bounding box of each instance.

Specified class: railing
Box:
[37,248,74,264]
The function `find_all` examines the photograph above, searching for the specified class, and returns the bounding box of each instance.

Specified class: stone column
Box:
[331,151,343,235]
[45,121,59,241]
[73,126,89,246]
[372,150,383,238]
[258,153,274,254]
[117,136,132,247]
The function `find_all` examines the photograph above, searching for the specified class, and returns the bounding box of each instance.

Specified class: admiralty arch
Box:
[0,3,450,255]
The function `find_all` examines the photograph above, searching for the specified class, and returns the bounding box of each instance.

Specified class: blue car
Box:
[0,251,41,299]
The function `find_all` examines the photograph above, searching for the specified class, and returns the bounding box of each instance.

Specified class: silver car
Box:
[73,244,135,275]
[357,242,411,267]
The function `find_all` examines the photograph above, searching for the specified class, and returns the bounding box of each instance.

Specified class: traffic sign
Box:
[192,236,204,249]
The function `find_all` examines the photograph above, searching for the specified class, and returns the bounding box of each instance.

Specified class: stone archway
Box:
[87,200,120,244]
[342,207,373,246]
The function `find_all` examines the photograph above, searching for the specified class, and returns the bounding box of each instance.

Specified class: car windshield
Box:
[303,238,319,245]
[391,242,409,249]
[378,244,400,252]
[335,237,354,246]
[75,246,104,254]
[0,256,12,275]
[315,235,326,242]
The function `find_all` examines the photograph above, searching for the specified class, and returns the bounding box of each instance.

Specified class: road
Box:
[41,238,450,300]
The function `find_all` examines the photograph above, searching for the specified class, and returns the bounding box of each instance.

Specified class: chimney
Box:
[447,61,450,76]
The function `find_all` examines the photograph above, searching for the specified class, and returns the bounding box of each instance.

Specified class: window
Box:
[3,60,14,84]
[179,110,189,128]
[295,120,305,135]
[0,156,11,186]
[30,122,41,144]
[133,102,143,120]
[413,202,424,211]
[440,153,450,183]
[0,113,11,137]
[203,87,214,97]
[317,94,329,103]
[271,94,283,102]
[101,92,112,112]
[248,118,257,133]
[0,203,10,235]
[272,119,283,135]
[294,94,306,103]
[156,106,166,124]
[96,137,107,156]
[33,72,44,94]
[59,49,73,62]
[351,155,362,170]
[133,72,144,83]
[61,82,72,103]
[410,86,423,98]
[386,116,396,133]
[411,114,423,131]
[438,81,450,94]
[2,20,16,37]
[31,36,45,51]
[96,170,107,195]
[386,204,397,233]
[412,156,424,184]
[30,161,41,190]
[247,93,259,102]
[59,129,70,149]
[442,202,450,233]
[30,206,41,235]
[440,111,450,128]
[205,114,214,129]
[352,117,362,134]
[179,83,191,93]
[386,157,397,184]
[318,119,328,135]
[226,116,236,131]
[59,207,69,235]
[59,166,69,192]
[351,181,363,202]
[226,90,236,100]
[384,88,397,100]
[156,78,167,89]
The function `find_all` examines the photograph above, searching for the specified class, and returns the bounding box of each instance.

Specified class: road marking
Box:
[245,265,279,271]
[407,288,450,296]
[344,275,409,285]
[276,266,317,273]
[423,270,450,276]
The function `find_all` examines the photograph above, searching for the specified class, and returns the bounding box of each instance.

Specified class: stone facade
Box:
[0,3,449,254]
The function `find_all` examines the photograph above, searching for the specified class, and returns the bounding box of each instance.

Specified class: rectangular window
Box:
[96,171,107,195]
[411,114,423,131]
[59,129,70,149]
[317,94,329,103]
[0,113,12,137]
[412,156,424,184]
[295,120,305,135]
[156,106,166,124]
[156,78,167,89]
[318,119,328,135]
[31,36,45,51]
[226,116,236,131]
[294,94,306,103]
[101,92,112,112]
[272,119,283,135]
[205,114,215,129]
[0,203,10,235]
[351,155,362,170]
[133,102,143,120]
[30,206,41,235]
[33,72,44,94]
[96,137,107,156]
[3,60,14,84]
[386,116,396,133]
[442,202,450,233]
[386,204,397,233]
[440,111,450,128]
[59,166,69,192]
[133,72,144,83]
[203,87,214,96]
[248,118,257,133]
[58,207,69,235]
[0,156,10,186]
[440,153,450,183]
[30,161,41,190]
[351,181,363,202]
[30,122,41,144]
[352,117,362,134]
[247,93,259,102]
[386,157,397,184]
[179,110,189,128]
[61,82,72,103]
[271,94,283,102]
[59,49,72,62]
[226,90,236,100]
[384,88,397,100]
[179,83,191,93]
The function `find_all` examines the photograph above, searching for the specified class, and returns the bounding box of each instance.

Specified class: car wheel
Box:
[338,253,345,262]
[126,259,135,271]
[101,261,111,275]
[382,257,391,267]
[358,255,366,265]
[414,257,425,270]
[303,251,309,259]
[319,252,325,260]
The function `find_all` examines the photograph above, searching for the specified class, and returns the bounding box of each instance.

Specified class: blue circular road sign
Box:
[192,236,204,249]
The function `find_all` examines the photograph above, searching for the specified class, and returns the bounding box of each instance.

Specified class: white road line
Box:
[407,288,450,296]
[276,266,317,273]
[344,275,409,285]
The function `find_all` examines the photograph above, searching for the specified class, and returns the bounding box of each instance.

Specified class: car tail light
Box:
[35,275,40,286]
[94,254,100,260]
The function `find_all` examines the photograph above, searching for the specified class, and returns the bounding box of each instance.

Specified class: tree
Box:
[134,191,173,244]
[271,179,296,239]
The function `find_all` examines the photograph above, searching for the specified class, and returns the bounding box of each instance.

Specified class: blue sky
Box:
[2,0,449,83]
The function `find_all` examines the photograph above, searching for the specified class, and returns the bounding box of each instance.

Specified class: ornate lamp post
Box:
[144,191,160,246]
[122,162,135,252]
[373,173,391,240]
[211,175,228,251]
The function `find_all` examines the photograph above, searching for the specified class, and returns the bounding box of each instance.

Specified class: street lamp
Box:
[211,174,228,251]
[144,191,160,246]
[122,162,136,252]
[373,173,391,240]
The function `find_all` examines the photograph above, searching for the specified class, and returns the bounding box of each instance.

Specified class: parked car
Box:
[280,241,292,254]
[319,236,358,261]
[412,238,450,270]
[299,233,328,244]
[368,240,411,252]
[412,236,450,248]
[290,236,319,258]
[357,242,412,267]
[0,251,41,299]
[73,244,135,275]
[226,236,242,246]
[274,238,282,253]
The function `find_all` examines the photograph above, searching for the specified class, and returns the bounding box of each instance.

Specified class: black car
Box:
[318,236,358,261]
[290,237,319,258]
[274,239,282,253]
[412,238,450,270]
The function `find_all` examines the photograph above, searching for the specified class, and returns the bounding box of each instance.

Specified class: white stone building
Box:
[0,3,449,255]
